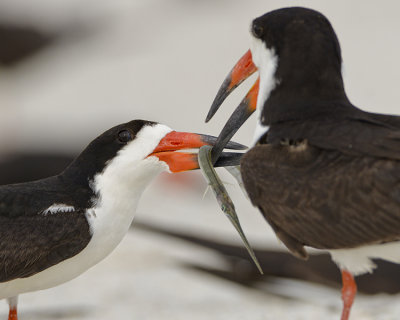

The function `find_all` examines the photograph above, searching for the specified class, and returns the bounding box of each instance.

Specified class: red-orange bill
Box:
[210,77,259,164]
[148,131,245,173]
[151,151,243,173]
[206,49,257,122]
[205,49,260,163]
[152,131,246,153]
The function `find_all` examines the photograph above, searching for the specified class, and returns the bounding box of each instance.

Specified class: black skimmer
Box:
[206,7,400,320]
[0,119,245,320]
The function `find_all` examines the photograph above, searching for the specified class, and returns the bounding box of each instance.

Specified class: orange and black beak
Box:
[149,131,246,173]
[205,49,258,164]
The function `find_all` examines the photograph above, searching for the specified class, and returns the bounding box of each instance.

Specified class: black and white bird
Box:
[206,7,400,320]
[0,119,245,320]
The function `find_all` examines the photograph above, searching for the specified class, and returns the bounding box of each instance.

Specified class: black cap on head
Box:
[63,120,157,184]
[250,7,349,125]
[251,7,341,64]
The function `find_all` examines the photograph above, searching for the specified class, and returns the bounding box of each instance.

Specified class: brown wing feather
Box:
[266,116,400,161]
[241,143,400,256]
[0,176,93,282]
[0,211,91,282]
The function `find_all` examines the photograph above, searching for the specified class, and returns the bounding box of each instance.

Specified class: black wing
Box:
[241,143,400,258]
[0,177,91,282]
[266,110,400,161]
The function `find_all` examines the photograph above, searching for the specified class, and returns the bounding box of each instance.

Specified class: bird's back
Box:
[242,109,400,258]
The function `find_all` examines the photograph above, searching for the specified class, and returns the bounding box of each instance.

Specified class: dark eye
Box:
[252,24,264,38]
[117,130,133,143]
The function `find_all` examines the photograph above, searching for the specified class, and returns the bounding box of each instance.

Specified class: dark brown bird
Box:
[206,7,400,320]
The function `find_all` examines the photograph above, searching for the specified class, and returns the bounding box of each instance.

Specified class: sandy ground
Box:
[1,0,400,319]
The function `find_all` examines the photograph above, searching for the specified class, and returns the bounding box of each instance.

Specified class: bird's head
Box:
[64,120,245,193]
[206,7,346,162]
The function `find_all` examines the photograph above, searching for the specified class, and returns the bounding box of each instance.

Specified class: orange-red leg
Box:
[8,307,18,320]
[7,297,18,320]
[340,270,357,320]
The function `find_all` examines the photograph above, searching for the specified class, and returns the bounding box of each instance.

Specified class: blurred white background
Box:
[1,0,400,319]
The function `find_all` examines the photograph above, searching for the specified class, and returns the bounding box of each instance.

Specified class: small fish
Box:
[198,145,263,274]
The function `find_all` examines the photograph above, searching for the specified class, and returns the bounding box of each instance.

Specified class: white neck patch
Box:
[86,123,172,258]
[250,36,278,145]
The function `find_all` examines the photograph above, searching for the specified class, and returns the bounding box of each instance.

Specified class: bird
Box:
[206,7,400,320]
[0,119,245,320]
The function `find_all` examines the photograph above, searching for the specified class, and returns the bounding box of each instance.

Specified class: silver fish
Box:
[198,145,263,274]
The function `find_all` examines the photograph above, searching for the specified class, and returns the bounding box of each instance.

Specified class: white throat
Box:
[89,123,172,246]
[250,36,278,145]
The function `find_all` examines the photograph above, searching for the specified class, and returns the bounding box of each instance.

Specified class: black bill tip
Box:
[206,75,233,123]
[199,134,247,150]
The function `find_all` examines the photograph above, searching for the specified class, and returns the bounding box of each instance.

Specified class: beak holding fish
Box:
[196,50,264,273]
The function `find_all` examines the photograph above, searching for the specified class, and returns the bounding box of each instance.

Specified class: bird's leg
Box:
[8,307,17,320]
[340,269,357,320]
[7,297,18,320]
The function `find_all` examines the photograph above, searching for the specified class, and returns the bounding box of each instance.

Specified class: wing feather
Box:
[0,211,91,282]
[241,143,400,255]
[0,177,92,282]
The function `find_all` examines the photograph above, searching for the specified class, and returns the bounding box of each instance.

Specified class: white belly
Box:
[0,205,137,299]
[329,241,400,276]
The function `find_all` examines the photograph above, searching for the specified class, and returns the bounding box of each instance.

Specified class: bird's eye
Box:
[117,130,133,143]
[252,24,264,38]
